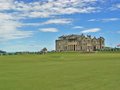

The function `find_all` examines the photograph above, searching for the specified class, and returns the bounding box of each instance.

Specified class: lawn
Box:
[0,52,120,90]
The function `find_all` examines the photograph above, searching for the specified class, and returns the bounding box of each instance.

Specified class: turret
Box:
[98,37,105,49]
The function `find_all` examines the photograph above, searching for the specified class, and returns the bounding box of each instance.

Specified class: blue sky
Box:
[0,0,120,52]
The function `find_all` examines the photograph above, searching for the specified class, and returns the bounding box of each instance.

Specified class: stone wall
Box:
[56,34,105,52]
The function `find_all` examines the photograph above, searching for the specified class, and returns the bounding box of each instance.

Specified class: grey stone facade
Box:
[55,34,105,52]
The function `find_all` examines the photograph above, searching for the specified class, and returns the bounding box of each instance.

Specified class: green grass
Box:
[0,52,120,90]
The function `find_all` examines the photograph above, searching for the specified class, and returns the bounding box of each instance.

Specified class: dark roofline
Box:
[57,34,104,40]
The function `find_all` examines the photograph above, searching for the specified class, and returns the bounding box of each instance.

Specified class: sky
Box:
[0,0,120,52]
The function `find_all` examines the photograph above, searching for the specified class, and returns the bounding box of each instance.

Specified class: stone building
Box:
[55,34,105,52]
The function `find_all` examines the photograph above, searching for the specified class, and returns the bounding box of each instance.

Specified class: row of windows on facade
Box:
[58,42,102,46]
[58,45,101,50]
[62,40,103,44]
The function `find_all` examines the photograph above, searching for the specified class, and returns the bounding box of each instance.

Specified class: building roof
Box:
[58,34,104,40]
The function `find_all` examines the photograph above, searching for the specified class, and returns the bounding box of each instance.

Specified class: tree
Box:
[0,50,6,55]
[41,48,47,54]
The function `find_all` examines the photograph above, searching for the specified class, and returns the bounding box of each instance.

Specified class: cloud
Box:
[101,18,120,22]
[0,13,33,41]
[28,11,51,18]
[21,18,73,26]
[0,13,13,20]
[81,28,101,33]
[117,31,120,34]
[41,18,72,25]
[88,18,120,22]
[0,0,105,41]
[88,19,97,22]
[39,28,59,32]
[0,0,101,19]
[21,23,41,26]
[73,26,84,29]
[0,0,14,10]
[110,3,120,10]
